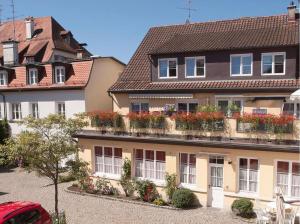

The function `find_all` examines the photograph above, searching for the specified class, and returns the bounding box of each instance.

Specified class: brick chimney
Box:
[287,1,298,21]
[25,17,34,39]
[2,39,19,65]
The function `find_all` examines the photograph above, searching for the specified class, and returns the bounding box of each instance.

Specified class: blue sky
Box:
[1,0,295,63]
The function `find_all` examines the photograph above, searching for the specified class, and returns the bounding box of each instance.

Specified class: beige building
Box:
[77,5,300,209]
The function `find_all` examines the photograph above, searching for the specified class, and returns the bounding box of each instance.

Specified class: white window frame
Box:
[0,71,8,86]
[185,56,206,78]
[11,103,22,121]
[134,149,166,184]
[179,153,197,186]
[28,68,38,85]
[30,103,39,119]
[230,54,253,77]
[56,102,65,117]
[93,145,123,179]
[237,157,260,194]
[55,66,66,83]
[176,99,199,113]
[275,159,300,199]
[261,52,286,76]
[158,58,178,79]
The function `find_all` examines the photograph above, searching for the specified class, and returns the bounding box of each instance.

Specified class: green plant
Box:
[197,104,219,113]
[165,173,178,201]
[51,211,67,224]
[95,177,118,195]
[172,188,196,208]
[119,158,135,197]
[231,198,254,218]
[135,180,158,202]
[0,119,10,144]
[58,175,76,183]
[153,198,167,206]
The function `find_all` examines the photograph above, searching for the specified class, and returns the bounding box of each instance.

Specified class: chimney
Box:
[287,1,298,21]
[25,17,34,39]
[2,40,19,65]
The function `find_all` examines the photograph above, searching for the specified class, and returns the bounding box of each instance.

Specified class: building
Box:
[0,16,125,135]
[76,4,300,209]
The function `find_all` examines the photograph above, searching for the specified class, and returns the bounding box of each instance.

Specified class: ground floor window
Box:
[277,161,300,198]
[177,102,198,113]
[11,103,22,120]
[180,153,196,185]
[283,103,300,119]
[131,102,149,113]
[135,149,165,181]
[94,146,122,176]
[216,99,242,116]
[239,158,259,193]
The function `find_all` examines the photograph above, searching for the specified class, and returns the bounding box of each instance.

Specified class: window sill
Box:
[224,191,258,199]
[179,183,206,193]
[230,74,253,77]
[93,172,121,181]
[185,76,206,79]
[158,77,178,80]
[135,177,166,187]
[261,73,285,76]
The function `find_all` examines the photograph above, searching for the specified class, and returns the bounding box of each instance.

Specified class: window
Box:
[239,158,259,193]
[55,66,65,83]
[180,153,196,185]
[30,103,39,119]
[177,102,198,113]
[56,102,65,117]
[131,102,149,113]
[277,161,300,198]
[11,103,22,120]
[231,54,252,76]
[158,58,177,78]
[262,53,285,75]
[217,99,243,116]
[283,103,300,119]
[185,57,205,78]
[28,68,38,85]
[135,149,165,181]
[94,146,122,176]
[0,71,8,86]
[5,209,41,224]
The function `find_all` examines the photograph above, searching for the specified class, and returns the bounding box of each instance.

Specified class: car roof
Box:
[0,201,40,220]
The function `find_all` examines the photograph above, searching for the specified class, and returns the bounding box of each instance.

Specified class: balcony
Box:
[84,112,300,148]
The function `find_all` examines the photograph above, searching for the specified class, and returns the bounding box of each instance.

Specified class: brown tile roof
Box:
[0,16,91,63]
[0,59,93,91]
[110,14,300,92]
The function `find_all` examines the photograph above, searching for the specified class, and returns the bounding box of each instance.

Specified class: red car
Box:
[0,201,52,224]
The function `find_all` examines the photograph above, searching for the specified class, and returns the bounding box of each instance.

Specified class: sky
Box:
[0,0,296,63]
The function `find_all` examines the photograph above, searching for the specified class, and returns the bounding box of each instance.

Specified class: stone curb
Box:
[65,188,181,211]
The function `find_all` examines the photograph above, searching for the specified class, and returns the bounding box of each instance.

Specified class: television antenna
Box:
[178,0,197,24]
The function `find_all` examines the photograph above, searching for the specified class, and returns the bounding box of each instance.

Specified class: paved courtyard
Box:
[0,168,245,224]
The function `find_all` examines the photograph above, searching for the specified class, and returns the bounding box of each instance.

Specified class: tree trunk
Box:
[54,162,59,218]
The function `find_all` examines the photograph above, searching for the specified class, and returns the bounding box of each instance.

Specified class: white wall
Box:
[0,89,86,135]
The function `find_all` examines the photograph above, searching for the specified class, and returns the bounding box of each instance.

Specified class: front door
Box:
[208,156,224,208]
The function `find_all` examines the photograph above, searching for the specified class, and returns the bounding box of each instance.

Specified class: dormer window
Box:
[158,58,177,79]
[55,66,65,84]
[0,71,8,86]
[28,68,38,85]
[262,52,285,75]
[185,57,205,78]
[230,54,253,77]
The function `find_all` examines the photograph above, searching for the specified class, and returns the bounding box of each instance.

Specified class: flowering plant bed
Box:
[235,113,294,134]
[172,112,225,131]
[127,112,166,129]
[88,111,123,128]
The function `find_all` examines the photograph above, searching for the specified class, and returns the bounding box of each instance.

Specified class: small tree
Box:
[119,158,135,197]
[164,173,178,201]
[1,114,87,219]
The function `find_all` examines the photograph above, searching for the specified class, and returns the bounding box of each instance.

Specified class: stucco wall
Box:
[85,58,125,112]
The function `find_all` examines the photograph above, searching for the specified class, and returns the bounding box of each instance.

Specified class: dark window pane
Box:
[296,103,300,119]
[114,148,122,158]
[178,103,188,112]
[159,60,168,78]
[196,67,205,77]
[209,157,216,164]
[146,150,154,160]
[186,58,195,77]
[131,103,140,113]
[292,163,300,175]
[218,101,229,114]
[263,55,273,74]
[283,103,294,116]
[239,158,248,169]
[141,103,149,112]
[231,56,241,75]
[217,157,224,164]
[136,149,143,159]
[277,161,289,173]
[95,146,103,156]
[189,154,196,165]
[189,103,198,113]
[250,159,259,170]
[156,151,165,162]
[275,64,284,73]
[242,56,252,74]
[169,60,177,77]
[104,147,112,157]
[180,153,188,164]
[263,65,272,74]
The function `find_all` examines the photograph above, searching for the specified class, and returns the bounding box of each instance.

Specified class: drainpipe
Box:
[0,92,7,120]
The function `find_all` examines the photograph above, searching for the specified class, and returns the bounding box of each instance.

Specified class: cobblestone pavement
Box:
[0,168,245,224]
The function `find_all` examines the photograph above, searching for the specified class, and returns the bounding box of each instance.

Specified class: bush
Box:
[119,158,135,197]
[95,177,118,195]
[135,180,158,202]
[59,175,76,183]
[0,119,10,144]
[172,188,196,208]
[165,173,177,201]
[51,211,67,224]
[153,198,167,206]
[231,198,254,218]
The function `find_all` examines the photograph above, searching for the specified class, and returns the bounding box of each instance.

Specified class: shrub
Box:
[51,211,67,224]
[119,158,135,197]
[0,119,10,144]
[135,180,158,202]
[231,198,254,218]
[95,177,118,195]
[58,175,76,183]
[153,198,167,206]
[79,177,95,193]
[172,188,196,208]
[165,173,178,201]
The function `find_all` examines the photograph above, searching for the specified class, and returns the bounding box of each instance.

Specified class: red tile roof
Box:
[110,14,300,92]
[0,59,93,91]
[0,16,91,63]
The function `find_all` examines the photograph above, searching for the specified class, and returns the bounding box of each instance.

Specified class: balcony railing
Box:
[86,112,300,143]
